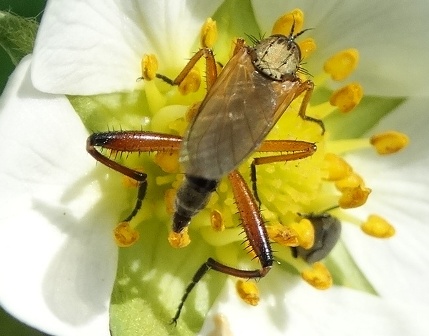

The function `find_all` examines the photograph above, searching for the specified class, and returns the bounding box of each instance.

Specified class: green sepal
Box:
[0,11,38,65]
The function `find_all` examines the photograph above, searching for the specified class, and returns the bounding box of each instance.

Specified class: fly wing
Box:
[180,48,299,179]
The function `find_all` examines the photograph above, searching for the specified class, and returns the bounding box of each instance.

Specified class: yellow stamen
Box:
[168,228,191,248]
[266,222,299,247]
[290,219,315,249]
[154,151,179,173]
[329,83,363,113]
[301,262,333,290]
[323,153,352,181]
[324,48,359,81]
[338,185,372,209]
[200,18,218,48]
[335,172,364,191]
[178,68,201,95]
[272,9,304,36]
[370,131,409,155]
[211,209,224,231]
[164,188,176,214]
[298,37,317,59]
[361,214,395,238]
[113,222,140,247]
[236,280,259,306]
[141,54,158,81]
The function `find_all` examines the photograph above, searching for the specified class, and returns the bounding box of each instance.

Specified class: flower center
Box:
[112,8,409,306]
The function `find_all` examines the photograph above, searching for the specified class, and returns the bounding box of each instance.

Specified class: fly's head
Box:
[251,34,302,82]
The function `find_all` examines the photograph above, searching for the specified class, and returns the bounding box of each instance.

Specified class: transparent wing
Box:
[180,47,300,179]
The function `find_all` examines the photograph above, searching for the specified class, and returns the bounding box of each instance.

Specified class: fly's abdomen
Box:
[173,176,219,233]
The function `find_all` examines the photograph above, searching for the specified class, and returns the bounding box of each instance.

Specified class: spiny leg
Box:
[87,131,182,223]
[251,139,317,208]
[171,170,273,324]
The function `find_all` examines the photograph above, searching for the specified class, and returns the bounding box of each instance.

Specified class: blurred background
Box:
[1,1,51,334]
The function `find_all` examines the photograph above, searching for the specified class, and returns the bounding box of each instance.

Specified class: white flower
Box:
[1,0,429,335]
[0,56,116,335]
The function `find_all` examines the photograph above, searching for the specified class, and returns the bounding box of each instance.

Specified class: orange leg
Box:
[171,169,272,324]
[87,131,182,222]
[156,38,248,92]
[251,139,317,207]
[294,80,325,133]
[156,47,218,91]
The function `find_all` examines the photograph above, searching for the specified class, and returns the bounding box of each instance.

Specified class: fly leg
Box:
[251,140,317,208]
[156,38,248,92]
[86,131,182,223]
[295,80,325,134]
[171,170,273,324]
[156,47,219,91]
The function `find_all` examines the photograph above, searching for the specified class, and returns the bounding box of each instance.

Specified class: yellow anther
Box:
[272,8,304,36]
[298,37,317,59]
[168,228,191,248]
[113,222,140,247]
[154,151,179,173]
[290,219,315,249]
[122,167,145,188]
[323,153,353,181]
[338,185,372,209]
[370,131,409,155]
[301,262,333,290]
[266,222,299,247]
[200,18,218,48]
[236,280,260,306]
[164,188,176,214]
[335,172,364,191]
[210,209,224,231]
[329,83,363,113]
[324,48,359,81]
[361,214,395,238]
[141,54,158,81]
[178,68,201,95]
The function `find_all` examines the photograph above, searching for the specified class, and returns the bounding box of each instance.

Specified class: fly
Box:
[87,20,323,324]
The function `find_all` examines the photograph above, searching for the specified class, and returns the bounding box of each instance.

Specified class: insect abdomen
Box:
[173,176,219,233]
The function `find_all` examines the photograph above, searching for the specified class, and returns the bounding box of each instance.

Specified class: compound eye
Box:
[293,213,342,263]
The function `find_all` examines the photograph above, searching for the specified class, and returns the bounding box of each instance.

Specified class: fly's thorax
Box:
[250,34,301,81]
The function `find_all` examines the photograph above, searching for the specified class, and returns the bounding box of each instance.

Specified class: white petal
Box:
[0,56,118,335]
[343,97,429,303]
[252,0,429,96]
[200,268,429,335]
[32,0,224,95]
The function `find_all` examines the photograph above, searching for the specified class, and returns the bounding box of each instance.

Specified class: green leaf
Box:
[0,11,38,65]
